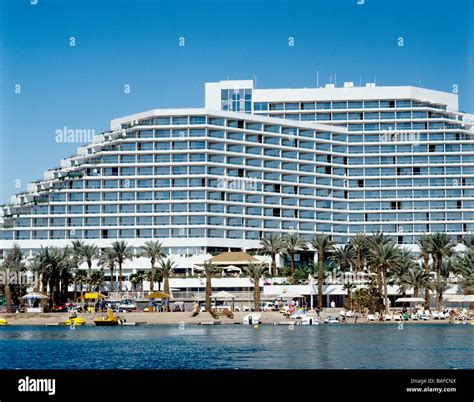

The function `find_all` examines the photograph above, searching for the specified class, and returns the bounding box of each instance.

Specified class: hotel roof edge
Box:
[110,108,348,133]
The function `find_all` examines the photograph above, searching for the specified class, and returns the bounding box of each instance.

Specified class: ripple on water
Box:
[0,324,472,369]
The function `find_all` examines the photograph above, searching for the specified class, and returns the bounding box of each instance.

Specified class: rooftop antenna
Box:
[329,75,332,84]
[253,72,257,87]
[316,70,319,88]
[374,75,377,85]
[334,73,337,87]
[359,76,362,87]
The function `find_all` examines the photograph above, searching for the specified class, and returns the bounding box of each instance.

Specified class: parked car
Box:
[51,303,69,313]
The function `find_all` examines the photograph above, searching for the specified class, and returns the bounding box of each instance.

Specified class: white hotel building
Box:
[1,79,473,265]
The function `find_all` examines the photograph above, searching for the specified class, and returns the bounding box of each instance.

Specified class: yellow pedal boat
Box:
[0,318,8,326]
[65,317,86,326]
[93,309,123,326]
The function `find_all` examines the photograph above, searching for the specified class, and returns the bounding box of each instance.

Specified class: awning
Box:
[223,265,242,272]
[145,291,171,299]
[22,292,48,300]
[395,297,425,303]
[444,295,474,303]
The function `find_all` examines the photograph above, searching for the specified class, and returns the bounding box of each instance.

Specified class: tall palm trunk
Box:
[205,275,212,311]
[163,274,170,296]
[5,282,12,313]
[254,281,261,312]
[271,253,277,276]
[383,267,389,314]
[150,258,156,291]
[435,255,442,311]
[289,252,295,277]
[87,261,92,291]
[422,253,430,309]
[317,253,324,310]
[118,262,123,291]
[376,265,383,295]
[109,265,114,292]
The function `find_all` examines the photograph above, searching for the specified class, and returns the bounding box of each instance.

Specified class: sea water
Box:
[0,324,472,369]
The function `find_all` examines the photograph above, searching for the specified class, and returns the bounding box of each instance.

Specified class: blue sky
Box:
[0,0,472,203]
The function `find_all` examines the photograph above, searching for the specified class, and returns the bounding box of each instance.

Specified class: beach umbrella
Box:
[84,292,106,300]
[395,297,425,303]
[276,290,304,299]
[211,291,236,299]
[145,291,171,299]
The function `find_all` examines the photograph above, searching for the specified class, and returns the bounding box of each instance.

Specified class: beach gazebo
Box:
[211,290,236,312]
[22,292,48,313]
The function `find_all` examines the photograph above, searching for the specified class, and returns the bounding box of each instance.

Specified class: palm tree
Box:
[140,241,166,291]
[129,270,147,291]
[399,266,433,298]
[461,234,474,249]
[243,263,268,311]
[453,247,474,278]
[330,243,355,272]
[98,248,117,291]
[72,269,88,301]
[89,269,105,292]
[259,234,285,276]
[282,233,307,277]
[343,282,356,310]
[367,232,391,294]
[428,233,454,310]
[418,234,433,309]
[390,249,416,297]
[111,240,134,292]
[1,244,25,312]
[349,234,368,272]
[157,258,175,297]
[367,241,401,314]
[433,278,450,311]
[202,260,218,311]
[311,234,335,309]
[80,244,100,290]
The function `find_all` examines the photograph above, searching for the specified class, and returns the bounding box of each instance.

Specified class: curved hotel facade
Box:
[1,79,473,257]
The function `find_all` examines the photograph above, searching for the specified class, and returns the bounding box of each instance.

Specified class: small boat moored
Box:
[65,317,87,326]
[243,313,261,325]
[0,318,8,326]
[324,316,339,324]
[93,309,124,326]
[299,316,319,325]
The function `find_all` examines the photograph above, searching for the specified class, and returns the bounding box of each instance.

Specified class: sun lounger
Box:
[393,313,402,321]
[367,314,377,321]
[385,314,393,321]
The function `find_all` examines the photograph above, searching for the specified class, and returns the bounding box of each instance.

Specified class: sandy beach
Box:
[1,310,471,326]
